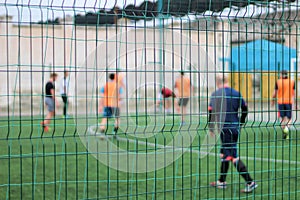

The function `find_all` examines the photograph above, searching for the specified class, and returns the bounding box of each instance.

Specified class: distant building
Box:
[0,14,228,115]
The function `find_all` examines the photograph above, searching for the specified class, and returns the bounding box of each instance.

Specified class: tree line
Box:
[37,0,296,25]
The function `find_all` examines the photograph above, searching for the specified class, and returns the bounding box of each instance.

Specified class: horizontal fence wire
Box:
[0,0,300,199]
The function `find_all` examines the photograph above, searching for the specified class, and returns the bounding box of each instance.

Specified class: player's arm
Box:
[208,105,215,137]
[207,94,215,134]
[121,76,126,89]
[50,88,55,99]
[172,91,176,98]
[293,81,298,109]
[118,87,123,101]
[174,80,179,96]
[50,88,59,107]
[208,106,213,126]
[271,82,278,106]
[62,79,66,94]
[98,87,105,113]
[240,103,248,127]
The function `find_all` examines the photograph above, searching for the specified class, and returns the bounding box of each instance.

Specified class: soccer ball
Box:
[283,126,289,134]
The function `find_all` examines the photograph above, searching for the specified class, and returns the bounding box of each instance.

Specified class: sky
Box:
[0,0,299,23]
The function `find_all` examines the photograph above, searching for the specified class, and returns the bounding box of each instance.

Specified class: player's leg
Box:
[181,98,189,124]
[210,130,229,189]
[100,118,108,133]
[210,152,229,189]
[41,98,55,132]
[233,158,253,184]
[181,106,186,123]
[61,94,68,117]
[233,158,258,193]
[162,98,166,111]
[176,98,189,124]
[278,104,285,129]
[278,104,288,139]
[113,107,120,135]
[282,116,289,139]
[283,104,292,139]
[156,99,162,113]
[279,104,290,139]
[42,111,54,132]
[114,118,119,134]
[219,154,230,183]
[176,98,181,113]
[285,104,292,127]
[164,98,171,114]
[285,117,291,140]
[44,111,54,125]
[231,128,257,192]
[177,98,185,124]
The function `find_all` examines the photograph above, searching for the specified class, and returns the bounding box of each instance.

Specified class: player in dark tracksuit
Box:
[208,74,258,193]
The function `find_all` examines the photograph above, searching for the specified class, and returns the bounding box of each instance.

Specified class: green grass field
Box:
[0,115,300,199]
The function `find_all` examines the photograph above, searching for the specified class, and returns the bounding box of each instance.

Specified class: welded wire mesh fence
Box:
[0,0,300,199]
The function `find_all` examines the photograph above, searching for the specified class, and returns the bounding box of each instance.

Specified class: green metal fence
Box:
[0,0,300,199]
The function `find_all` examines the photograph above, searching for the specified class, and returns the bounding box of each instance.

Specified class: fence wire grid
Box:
[0,0,300,199]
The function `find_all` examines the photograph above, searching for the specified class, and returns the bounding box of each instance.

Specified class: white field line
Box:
[114,136,300,165]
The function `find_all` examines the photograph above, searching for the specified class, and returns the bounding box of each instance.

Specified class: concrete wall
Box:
[0,16,229,115]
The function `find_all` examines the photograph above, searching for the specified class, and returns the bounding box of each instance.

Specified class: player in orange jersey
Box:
[272,70,296,139]
[175,71,192,125]
[99,73,123,134]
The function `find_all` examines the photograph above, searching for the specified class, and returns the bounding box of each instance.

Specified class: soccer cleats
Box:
[40,121,49,132]
[210,181,227,189]
[211,181,258,193]
[241,182,258,193]
[283,126,289,140]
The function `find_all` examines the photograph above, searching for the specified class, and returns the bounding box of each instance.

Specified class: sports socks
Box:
[219,159,253,185]
[219,160,229,182]
[234,160,253,184]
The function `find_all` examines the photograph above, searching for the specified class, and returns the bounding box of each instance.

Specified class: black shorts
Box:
[278,104,292,119]
[103,107,120,118]
[178,98,189,107]
[220,128,239,161]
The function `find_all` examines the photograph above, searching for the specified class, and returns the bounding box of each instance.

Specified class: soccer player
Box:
[271,70,295,139]
[174,71,192,124]
[156,87,176,114]
[60,70,70,118]
[209,74,258,193]
[98,73,123,134]
[41,73,59,132]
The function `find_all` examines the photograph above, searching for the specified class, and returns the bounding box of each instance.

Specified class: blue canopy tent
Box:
[223,40,297,101]
[230,39,296,72]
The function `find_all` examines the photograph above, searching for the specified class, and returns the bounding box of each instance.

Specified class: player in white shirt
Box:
[60,70,70,118]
